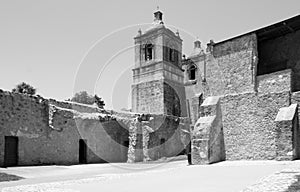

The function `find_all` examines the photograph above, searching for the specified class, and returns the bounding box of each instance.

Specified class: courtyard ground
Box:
[0,158,300,192]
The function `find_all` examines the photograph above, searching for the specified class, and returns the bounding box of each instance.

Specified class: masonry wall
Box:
[132,80,164,114]
[207,33,257,96]
[0,90,129,166]
[0,91,50,166]
[257,69,292,94]
[185,33,258,109]
[258,30,300,91]
[221,91,290,160]
[185,32,298,160]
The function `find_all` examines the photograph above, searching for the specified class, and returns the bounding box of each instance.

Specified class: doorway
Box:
[79,139,87,164]
[4,136,18,167]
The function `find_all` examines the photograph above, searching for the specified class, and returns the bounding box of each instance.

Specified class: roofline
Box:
[213,14,300,46]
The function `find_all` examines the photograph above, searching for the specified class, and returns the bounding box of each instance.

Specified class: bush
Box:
[71,91,105,108]
[12,82,36,95]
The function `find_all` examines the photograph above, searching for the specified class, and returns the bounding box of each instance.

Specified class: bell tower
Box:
[131,9,187,116]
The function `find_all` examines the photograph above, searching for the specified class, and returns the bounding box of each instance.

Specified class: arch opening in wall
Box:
[144,44,153,61]
[188,64,197,80]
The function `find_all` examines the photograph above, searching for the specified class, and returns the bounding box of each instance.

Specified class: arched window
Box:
[169,48,174,62]
[145,44,153,61]
[188,65,197,80]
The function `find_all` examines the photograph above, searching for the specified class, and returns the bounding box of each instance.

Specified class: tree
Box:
[71,91,105,108]
[71,91,94,105]
[94,94,105,109]
[12,82,36,95]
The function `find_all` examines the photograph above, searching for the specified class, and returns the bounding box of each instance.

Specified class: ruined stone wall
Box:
[0,90,129,166]
[0,89,189,166]
[52,108,130,164]
[258,30,300,91]
[221,91,290,160]
[48,99,101,113]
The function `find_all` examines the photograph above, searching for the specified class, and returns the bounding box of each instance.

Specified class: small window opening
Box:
[145,44,153,61]
[169,48,175,62]
[188,65,197,80]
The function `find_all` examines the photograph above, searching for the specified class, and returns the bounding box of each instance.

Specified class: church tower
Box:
[131,9,187,116]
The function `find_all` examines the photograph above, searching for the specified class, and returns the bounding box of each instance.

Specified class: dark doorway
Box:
[79,139,87,164]
[4,136,18,167]
[121,140,129,162]
[187,141,192,165]
[160,138,166,158]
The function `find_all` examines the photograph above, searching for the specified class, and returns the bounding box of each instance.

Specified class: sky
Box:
[0,0,299,110]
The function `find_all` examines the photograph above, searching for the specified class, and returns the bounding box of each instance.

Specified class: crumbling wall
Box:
[0,90,130,166]
[48,99,102,113]
[127,114,190,162]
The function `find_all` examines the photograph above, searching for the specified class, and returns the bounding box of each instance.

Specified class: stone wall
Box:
[131,80,164,114]
[221,91,290,160]
[208,34,257,96]
[0,90,129,166]
[185,33,258,103]
[258,29,300,91]
[257,69,292,94]
[127,114,190,162]
[48,99,102,113]
[0,90,49,166]
[0,89,189,166]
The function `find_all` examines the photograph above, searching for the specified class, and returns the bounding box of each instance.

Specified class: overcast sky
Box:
[0,0,299,110]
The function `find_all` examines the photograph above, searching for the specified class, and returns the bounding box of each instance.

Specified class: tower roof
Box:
[135,9,182,42]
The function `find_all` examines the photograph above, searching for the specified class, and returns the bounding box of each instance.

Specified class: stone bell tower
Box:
[131,9,187,116]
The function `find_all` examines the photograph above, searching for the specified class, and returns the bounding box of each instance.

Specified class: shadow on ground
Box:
[0,173,23,182]
[285,174,300,192]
